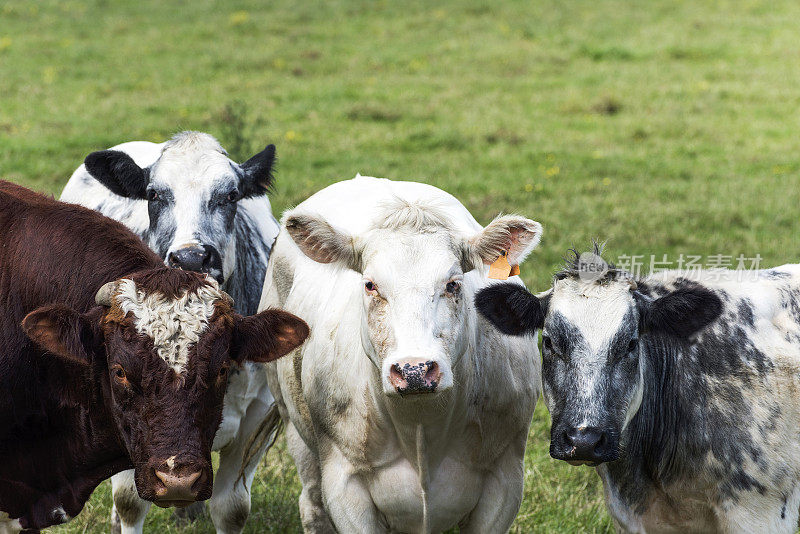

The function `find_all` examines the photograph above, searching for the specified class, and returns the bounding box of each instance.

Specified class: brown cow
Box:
[0,181,308,532]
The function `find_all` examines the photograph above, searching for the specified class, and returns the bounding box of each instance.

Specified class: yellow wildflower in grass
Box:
[772,165,787,175]
[229,11,250,26]
[0,37,11,52]
[524,183,534,192]
[545,166,560,177]
[602,177,612,186]
[42,66,57,84]
[285,130,298,141]
[408,58,426,72]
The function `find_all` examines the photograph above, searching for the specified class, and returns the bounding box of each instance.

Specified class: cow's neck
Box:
[371,362,468,467]
[602,332,700,515]
[226,208,272,316]
[0,369,131,530]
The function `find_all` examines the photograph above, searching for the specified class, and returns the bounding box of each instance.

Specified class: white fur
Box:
[0,513,21,534]
[262,176,542,533]
[115,278,221,373]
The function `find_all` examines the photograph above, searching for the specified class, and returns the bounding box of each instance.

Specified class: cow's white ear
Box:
[464,215,542,271]
[285,213,362,272]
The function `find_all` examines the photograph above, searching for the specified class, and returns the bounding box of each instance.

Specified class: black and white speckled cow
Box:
[477,246,800,533]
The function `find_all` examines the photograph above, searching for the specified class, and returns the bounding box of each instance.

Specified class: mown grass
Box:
[2,0,800,531]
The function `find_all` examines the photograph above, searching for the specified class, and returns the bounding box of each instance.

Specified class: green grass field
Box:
[2,0,800,531]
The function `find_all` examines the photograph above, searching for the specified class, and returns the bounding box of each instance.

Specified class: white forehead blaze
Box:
[549,278,634,351]
[115,278,224,373]
[151,132,236,192]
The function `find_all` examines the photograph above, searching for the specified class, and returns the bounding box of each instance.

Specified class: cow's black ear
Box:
[22,305,101,366]
[475,283,545,336]
[640,286,721,338]
[231,308,309,363]
[84,150,149,199]
[239,144,276,198]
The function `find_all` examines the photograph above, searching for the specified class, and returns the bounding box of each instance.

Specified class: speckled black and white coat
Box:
[60,132,280,534]
[477,260,800,534]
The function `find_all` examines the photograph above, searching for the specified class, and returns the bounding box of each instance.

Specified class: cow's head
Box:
[476,248,721,466]
[285,200,541,398]
[83,132,276,283]
[21,268,308,506]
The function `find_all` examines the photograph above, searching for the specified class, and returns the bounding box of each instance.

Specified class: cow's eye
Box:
[628,339,639,353]
[445,279,461,294]
[146,190,159,202]
[218,364,229,379]
[112,365,127,384]
[364,280,377,294]
[226,190,240,203]
[542,336,553,351]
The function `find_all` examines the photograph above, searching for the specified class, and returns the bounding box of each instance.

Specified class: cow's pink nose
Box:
[154,468,203,504]
[389,358,441,395]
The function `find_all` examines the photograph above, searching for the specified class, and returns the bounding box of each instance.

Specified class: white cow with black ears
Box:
[60,131,281,534]
[260,175,543,533]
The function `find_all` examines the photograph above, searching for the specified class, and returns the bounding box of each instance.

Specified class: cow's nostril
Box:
[389,364,404,389]
[594,432,607,454]
[425,361,439,382]
[191,469,208,491]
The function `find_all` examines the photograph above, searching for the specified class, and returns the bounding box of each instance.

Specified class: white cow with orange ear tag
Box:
[260,175,543,533]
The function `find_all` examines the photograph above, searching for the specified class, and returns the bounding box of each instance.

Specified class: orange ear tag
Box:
[488,250,513,280]
[510,264,520,276]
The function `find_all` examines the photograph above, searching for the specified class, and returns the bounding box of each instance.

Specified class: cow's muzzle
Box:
[551,425,619,466]
[389,358,442,395]
[149,458,211,508]
[167,244,223,283]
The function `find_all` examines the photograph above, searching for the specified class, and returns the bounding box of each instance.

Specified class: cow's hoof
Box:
[172,501,207,524]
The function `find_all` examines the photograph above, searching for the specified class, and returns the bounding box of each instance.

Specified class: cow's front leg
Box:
[209,395,278,534]
[0,513,22,534]
[459,432,526,534]
[110,470,150,534]
[320,444,385,534]
[284,422,336,533]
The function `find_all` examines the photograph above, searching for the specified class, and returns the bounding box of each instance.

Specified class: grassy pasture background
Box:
[2,0,800,531]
